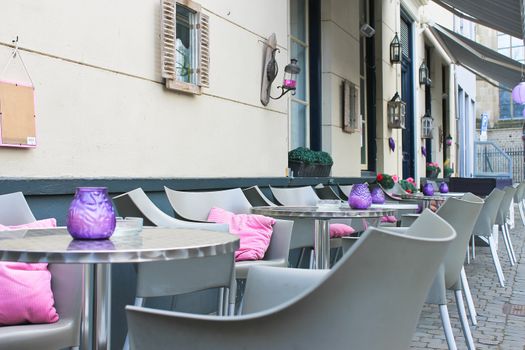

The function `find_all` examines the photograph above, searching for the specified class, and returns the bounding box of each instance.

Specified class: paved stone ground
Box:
[410,209,525,350]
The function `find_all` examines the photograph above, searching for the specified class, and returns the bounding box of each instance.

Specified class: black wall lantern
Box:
[390,32,401,64]
[421,110,433,139]
[387,92,406,129]
[419,61,430,86]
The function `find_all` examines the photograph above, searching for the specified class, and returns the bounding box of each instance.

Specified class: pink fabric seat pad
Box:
[329,223,356,238]
[208,207,275,261]
[0,218,59,326]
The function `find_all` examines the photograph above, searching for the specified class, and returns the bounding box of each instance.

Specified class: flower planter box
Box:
[289,161,331,177]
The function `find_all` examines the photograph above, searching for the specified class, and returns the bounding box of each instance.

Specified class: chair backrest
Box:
[126,210,455,350]
[314,185,341,200]
[435,196,483,288]
[165,187,252,221]
[270,186,320,206]
[338,185,353,200]
[513,182,525,203]
[242,186,276,207]
[495,186,517,225]
[0,192,36,225]
[472,188,505,237]
[113,188,229,232]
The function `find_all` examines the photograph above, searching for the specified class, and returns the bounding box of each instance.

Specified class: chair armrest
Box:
[242,266,326,314]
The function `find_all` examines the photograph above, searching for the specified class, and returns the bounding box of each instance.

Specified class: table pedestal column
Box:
[81,264,112,350]
[314,220,330,269]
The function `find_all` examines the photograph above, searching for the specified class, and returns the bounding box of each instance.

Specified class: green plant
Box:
[288,147,333,165]
[426,162,441,175]
[399,179,417,193]
[376,173,395,189]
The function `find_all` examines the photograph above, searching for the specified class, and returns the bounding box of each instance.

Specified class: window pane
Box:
[498,48,510,57]
[512,47,524,61]
[176,5,195,83]
[512,36,523,46]
[360,78,367,165]
[291,102,307,149]
[290,0,306,41]
[514,102,524,119]
[499,89,511,119]
[497,34,509,48]
[291,41,307,101]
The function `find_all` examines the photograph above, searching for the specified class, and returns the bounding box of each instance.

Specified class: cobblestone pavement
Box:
[410,210,525,350]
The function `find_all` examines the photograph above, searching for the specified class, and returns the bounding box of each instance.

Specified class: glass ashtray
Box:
[113,217,143,236]
[316,199,342,210]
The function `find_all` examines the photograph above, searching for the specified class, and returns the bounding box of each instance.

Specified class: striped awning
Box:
[430,24,522,90]
[432,0,525,39]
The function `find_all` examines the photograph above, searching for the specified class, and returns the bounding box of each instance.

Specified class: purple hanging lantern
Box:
[421,146,427,157]
[388,137,395,152]
[67,187,116,240]
[512,81,525,104]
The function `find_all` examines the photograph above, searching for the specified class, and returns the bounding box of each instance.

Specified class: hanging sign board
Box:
[0,81,36,147]
[479,112,488,142]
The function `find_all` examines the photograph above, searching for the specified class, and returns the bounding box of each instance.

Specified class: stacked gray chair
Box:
[125,210,455,350]
[163,187,293,279]
[313,184,342,200]
[472,188,506,287]
[513,182,525,226]
[338,184,353,200]
[0,192,82,350]
[495,186,518,266]
[113,188,237,349]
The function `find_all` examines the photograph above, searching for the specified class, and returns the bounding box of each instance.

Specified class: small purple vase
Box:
[439,182,449,193]
[348,183,373,209]
[422,183,435,196]
[370,187,385,204]
[67,187,116,240]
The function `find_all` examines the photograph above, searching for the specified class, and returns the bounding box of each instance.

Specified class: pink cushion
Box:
[0,219,59,326]
[329,223,356,238]
[207,207,275,262]
[380,215,398,223]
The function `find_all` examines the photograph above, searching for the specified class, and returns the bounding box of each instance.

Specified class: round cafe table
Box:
[251,206,395,269]
[0,227,239,350]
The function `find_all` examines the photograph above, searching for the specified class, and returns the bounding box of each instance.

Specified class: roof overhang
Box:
[430,24,523,90]
[432,0,525,39]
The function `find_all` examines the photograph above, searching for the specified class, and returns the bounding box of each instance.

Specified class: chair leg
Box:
[519,201,525,226]
[488,235,505,287]
[460,267,477,326]
[297,247,306,268]
[218,287,225,316]
[309,249,315,269]
[471,235,476,260]
[439,304,458,350]
[466,239,471,264]
[455,290,476,350]
[503,223,517,265]
[499,224,515,266]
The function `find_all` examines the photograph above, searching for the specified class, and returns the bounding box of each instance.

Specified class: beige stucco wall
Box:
[0,0,290,178]
[320,0,361,177]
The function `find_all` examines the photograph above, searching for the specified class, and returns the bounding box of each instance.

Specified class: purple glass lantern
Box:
[446,135,453,147]
[422,183,434,196]
[282,59,300,91]
[439,182,449,194]
[512,81,525,104]
[67,187,116,240]
[370,187,385,204]
[348,183,372,209]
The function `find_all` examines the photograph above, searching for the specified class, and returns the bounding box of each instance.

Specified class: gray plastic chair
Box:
[513,182,525,226]
[126,210,455,350]
[472,188,506,287]
[242,186,276,207]
[113,188,237,349]
[338,184,353,200]
[0,192,36,225]
[164,187,293,279]
[495,186,517,266]
[0,192,82,350]
[428,196,483,350]
[313,184,342,200]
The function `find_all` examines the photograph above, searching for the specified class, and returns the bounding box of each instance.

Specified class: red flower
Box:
[406,189,412,193]
[377,173,384,182]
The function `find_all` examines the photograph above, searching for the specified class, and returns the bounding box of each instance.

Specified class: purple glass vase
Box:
[422,183,435,196]
[370,187,385,204]
[67,187,116,240]
[439,182,449,193]
[348,183,372,209]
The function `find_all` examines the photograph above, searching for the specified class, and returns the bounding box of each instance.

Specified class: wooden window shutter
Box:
[198,12,210,88]
[161,0,176,81]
